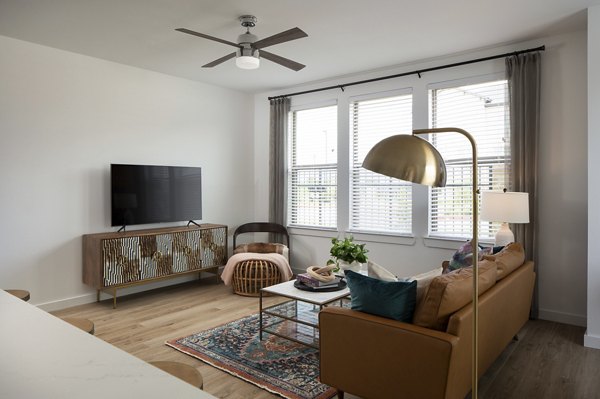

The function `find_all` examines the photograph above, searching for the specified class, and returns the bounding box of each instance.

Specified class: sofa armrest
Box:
[319,307,459,399]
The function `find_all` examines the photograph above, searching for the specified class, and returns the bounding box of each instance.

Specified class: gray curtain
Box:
[506,52,541,317]
[269,97,290,243]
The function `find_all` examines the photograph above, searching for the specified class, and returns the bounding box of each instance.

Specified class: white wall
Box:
[537,30,588,327]
[0,35,255,310]
[254,30,589,326]
[586,6,600,349]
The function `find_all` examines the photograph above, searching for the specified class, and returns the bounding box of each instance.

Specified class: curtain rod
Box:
[268,45,545,101]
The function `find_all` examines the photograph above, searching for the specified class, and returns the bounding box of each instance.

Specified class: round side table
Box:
[150,361,204,389]
[62,317,95,335]
[5,289,30,302]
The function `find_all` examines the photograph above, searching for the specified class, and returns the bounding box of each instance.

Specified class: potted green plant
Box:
[327,236,368,273]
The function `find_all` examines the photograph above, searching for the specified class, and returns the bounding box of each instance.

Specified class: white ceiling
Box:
[0,0,596,93]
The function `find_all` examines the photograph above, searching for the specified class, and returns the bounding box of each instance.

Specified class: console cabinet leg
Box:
[113,288,117,309]
[336,390,344,399]
[97,290,100,302]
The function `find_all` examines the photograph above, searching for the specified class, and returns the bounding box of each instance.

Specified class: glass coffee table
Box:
[259,279,350,349]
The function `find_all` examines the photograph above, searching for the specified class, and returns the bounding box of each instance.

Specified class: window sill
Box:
[287,226,337,238]
[287,228,493,249]
[423,236,495,250]
[347,231,416,246]
[288,227,415,246]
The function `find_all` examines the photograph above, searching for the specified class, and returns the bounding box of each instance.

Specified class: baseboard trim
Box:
[584,331,600,349]
[37,293,98,312]
[36,274,205,312]
[538,308,587,327]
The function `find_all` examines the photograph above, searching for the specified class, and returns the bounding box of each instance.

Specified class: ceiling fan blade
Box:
[252,27,308,49]
[260,50,305,71]
[175,28,241,48]
[202,52,237,68]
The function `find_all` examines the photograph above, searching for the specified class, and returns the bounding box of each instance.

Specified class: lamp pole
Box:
[362,126,480,398]
[414,127,479,399]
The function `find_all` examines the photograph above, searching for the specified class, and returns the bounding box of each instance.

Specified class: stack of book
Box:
[296,273,341,289]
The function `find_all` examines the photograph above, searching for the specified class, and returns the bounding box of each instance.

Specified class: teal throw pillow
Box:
[345,270,417,322]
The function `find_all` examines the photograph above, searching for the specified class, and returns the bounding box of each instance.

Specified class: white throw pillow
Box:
[406,267,444,305]
[367,260,398,282]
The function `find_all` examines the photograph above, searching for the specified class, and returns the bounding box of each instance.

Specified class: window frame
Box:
[284,70,509,248]
[427,73,509,242]
[287,100,339,230]
[347,88,414,236]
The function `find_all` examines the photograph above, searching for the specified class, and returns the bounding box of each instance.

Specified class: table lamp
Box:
[363,127,481,399]
[480,190,529,246]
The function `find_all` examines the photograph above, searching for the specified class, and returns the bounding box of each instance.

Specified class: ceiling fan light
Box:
[236,55,260,70]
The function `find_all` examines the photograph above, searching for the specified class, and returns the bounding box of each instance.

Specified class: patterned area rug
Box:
[166,302,336,399]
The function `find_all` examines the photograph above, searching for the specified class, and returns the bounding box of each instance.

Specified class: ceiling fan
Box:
[176,15,308,71]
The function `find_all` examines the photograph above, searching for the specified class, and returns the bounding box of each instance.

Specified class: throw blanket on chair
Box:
[221,253,293,286]
[233,242,289,261]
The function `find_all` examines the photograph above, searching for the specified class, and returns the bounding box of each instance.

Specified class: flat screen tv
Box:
[111,164,202,227]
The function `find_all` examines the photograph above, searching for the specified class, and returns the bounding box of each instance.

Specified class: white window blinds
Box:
[429,80,510,240]
[350,94,413,234]
[288,105,338,228]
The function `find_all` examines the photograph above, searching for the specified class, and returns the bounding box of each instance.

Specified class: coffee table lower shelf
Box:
[261,301,322,349]
[259,279,351,349]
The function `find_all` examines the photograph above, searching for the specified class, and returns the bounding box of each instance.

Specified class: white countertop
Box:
[0,289,216,399]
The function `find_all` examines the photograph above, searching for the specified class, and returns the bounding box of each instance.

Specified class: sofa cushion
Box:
[482,242,525,280]
[408,267,444,307]
[367,260,398,282]
[412,260,498,331]
[345,270,417,322]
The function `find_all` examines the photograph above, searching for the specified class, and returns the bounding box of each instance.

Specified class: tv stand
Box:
[187,220,201,228]
[117,225,127,232]
[83,224,227,308]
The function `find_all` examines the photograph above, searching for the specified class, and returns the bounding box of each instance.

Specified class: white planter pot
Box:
[338,261,362,274]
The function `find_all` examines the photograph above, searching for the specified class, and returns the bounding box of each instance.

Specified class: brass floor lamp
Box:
[362,127,480,399]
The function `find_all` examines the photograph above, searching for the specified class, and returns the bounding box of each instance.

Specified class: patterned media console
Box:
[83,224,227,308]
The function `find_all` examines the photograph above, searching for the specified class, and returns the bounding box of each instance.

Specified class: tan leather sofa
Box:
[319,260,535,399]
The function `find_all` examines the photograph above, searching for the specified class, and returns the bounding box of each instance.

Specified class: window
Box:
[288,105,338,228]
[349,93,413,234]
[429,80,510,240]
[284,69,512,246]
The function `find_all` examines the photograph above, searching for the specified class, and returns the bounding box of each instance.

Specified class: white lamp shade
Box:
[480,191,529,223]
[235,55,260,69]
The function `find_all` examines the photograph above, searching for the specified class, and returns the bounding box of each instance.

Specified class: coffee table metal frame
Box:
[259,279,350,349]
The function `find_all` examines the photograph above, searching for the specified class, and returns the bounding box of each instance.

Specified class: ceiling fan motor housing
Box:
[239,47,259,57]
[237,32,258,44]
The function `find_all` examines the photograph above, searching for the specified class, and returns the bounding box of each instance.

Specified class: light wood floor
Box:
[51,279,600,399]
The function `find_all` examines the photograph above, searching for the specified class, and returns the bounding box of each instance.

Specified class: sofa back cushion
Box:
[412,260,498,330]
[409,266,444,307]
[482,242,525,280]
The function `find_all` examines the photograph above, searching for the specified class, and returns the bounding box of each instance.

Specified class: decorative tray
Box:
[293,279,347,292]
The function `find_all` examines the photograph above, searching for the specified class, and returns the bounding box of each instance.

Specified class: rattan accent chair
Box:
[231,222,290,297]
